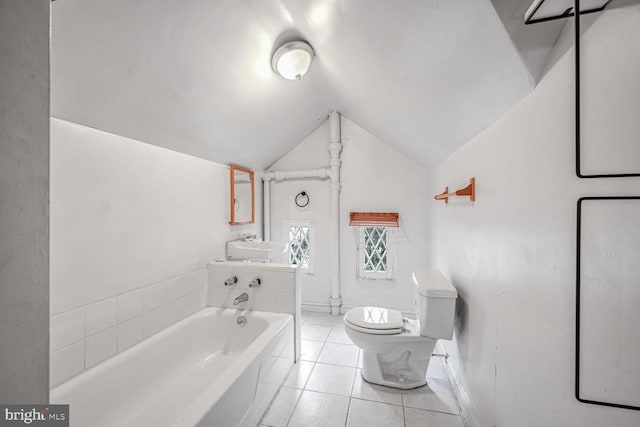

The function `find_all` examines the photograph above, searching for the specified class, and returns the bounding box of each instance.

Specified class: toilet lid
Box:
[344,307,404,331]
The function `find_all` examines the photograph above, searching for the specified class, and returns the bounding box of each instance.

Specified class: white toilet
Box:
[343,269,458,389]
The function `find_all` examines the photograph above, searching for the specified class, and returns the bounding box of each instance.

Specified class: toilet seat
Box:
[344,307,404,335]
[344,321,403,335]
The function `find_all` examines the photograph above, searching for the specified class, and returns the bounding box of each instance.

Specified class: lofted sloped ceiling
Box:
[52,0,537,170]
[490,0,568,83]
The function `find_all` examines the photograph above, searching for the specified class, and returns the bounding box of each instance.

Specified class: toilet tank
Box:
[412,269,458,339]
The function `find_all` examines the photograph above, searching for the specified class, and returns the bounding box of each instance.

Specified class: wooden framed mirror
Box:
[229,165,255,225]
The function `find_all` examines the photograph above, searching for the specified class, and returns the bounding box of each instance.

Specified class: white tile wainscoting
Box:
[207,261,302,360]
[49,269,207,386]
[260,312,467,427]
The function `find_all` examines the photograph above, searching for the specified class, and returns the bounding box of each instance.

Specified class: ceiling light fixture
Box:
[271,40,315,80]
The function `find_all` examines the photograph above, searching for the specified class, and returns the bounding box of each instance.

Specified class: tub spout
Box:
[233,293,249,305]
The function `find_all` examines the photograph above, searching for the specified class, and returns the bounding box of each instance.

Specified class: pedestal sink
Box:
[226,240,288,261]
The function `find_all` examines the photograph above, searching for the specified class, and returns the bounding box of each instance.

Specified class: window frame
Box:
[357,226,394,280]
[283,220,314,274]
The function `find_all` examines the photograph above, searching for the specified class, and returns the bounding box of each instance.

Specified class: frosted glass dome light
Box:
[271,41,315,80]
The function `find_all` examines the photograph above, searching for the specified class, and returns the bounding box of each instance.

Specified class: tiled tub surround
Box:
[51,308,294,427]
[208,261,301,360]
[260,312,466,427]
[50,269,207,386]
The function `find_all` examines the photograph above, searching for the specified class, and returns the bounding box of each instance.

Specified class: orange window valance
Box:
[349,212,399,227]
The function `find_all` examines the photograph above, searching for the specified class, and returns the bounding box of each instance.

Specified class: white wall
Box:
[0,0,50,403]
[427,6,640,427]
[269,117,429,314]
[50,118,261,384]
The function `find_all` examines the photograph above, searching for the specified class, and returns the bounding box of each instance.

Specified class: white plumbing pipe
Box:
[262,168,327,242]
[263,178,271,241]
[262,168,330,182]
[328,110,342,316]
[261,110,343,316]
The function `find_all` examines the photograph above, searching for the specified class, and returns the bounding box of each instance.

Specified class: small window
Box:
[284,221,313,274]
[358,226,393,279]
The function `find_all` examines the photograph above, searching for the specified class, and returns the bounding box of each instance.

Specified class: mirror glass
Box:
[230,165,254,224]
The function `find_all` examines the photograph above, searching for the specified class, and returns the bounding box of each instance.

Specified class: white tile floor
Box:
[259,312,466,427]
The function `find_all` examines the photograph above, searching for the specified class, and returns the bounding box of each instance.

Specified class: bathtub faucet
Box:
[233,292,249,305]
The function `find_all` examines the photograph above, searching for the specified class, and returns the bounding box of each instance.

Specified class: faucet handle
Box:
[241,233,257,242]
[248,277,261,288]
[224,276,238,286]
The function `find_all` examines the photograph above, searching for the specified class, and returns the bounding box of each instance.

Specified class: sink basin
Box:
[226,240,288,261]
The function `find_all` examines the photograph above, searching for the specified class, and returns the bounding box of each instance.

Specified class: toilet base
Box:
[361,367,427,390]
[360,339,436,390]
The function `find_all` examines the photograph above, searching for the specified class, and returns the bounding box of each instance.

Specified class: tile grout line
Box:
[297,359,359,370]
[50,337,84,355]
[302,361,316,390]
[284,384,466,424]
[283,386,304,427]
[344,396,352,427]
[345,361,360,427]
[402,406,461,417]
[295,328,351,426]
[402,403,407,427]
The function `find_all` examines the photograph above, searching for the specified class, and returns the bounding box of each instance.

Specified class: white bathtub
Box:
[50,308,294,427]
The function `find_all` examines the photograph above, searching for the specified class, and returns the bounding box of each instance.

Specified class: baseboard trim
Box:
[301,302,415,318]
[437,343,478,427]
[301,303,332,313]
